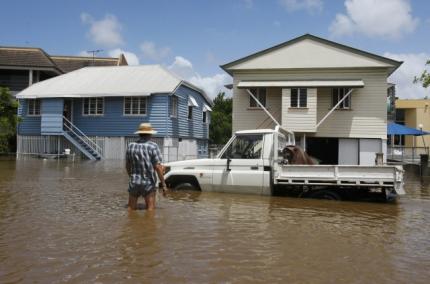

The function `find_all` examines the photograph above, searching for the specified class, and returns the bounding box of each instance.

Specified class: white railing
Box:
[387,146,429,163]
[63,116,103,158]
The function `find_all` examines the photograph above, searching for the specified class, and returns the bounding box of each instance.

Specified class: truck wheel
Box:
[173,182,198,191]
[309,189,341,201]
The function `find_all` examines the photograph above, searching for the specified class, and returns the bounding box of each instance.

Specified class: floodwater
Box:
[0,159,429,283]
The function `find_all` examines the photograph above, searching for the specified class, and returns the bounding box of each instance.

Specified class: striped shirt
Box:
[126,139,162,187]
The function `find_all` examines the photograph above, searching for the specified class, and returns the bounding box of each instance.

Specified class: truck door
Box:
[212,134,264,194]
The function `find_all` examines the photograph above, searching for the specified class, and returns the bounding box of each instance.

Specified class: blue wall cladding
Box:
[17,99,23,117]
[41,98,64,135]
[17,85,210,141]
[170,85,210,140]
[17,99,41,135]
[71,95,170,137]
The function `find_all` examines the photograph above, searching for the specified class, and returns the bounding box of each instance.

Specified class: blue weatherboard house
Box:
[16,65,213,160]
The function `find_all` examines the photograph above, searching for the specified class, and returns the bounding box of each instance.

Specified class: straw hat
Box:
[134,123,157,134]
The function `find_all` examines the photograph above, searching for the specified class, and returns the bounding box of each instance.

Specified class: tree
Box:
[0,87,19,153]
[209,92,232,145]
[414,59,430,89]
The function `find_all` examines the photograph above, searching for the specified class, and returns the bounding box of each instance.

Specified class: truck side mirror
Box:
[226,156,232,171]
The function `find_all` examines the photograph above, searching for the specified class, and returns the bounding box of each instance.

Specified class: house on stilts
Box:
[221,34,402,165]
[15,65,213,161]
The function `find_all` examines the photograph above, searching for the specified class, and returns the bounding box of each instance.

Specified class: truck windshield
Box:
[221,135,263,159]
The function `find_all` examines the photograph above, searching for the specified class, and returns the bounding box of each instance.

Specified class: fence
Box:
[17,135,207,162]
[387,146,429,163]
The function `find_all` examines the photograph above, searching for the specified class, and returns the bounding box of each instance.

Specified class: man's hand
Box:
[155,163,167,197]
[160,182,168,197]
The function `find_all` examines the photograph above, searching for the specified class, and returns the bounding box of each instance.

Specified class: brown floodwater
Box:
[0,159,429,283]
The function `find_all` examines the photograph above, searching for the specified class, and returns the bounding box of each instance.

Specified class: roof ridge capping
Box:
[0,46,45,51]
[220,33,403,75]
[50,55,120,60]
[75,64,160,71]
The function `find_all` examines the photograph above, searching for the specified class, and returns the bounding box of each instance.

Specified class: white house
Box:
[221,34,402,165]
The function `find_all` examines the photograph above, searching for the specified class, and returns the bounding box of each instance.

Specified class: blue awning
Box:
[387,122,430,136]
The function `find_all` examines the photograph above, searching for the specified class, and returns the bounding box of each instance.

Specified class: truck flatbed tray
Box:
[276,165,404,190]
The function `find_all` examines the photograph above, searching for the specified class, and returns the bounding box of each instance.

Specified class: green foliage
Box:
[414,60,430,89]
[209,92,232,145]
[0,87,19,153]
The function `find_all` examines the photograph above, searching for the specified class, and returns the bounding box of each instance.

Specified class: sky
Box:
[1,0,429,99]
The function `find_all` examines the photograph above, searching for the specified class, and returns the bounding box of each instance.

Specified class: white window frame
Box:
[332,88,351,110]
[170,95,178,118]
[82,97,104,116]
[123,96,147,116]
[249,88,267,108]
[27,99,41,116]
[290,88,307,108]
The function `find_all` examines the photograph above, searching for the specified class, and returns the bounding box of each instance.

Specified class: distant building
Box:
[395,99,430,148]
[16,65,212,161]
[0,46,127,95]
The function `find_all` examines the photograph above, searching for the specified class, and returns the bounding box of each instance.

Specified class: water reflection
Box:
[0,159,429,283]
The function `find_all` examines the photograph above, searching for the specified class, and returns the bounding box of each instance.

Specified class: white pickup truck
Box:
[164,126,405,201]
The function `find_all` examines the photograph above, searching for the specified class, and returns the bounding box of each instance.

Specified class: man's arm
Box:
[155,163,166,187]
[152,145,167,194]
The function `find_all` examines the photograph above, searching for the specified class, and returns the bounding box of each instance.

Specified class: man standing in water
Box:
[126,123,167,211]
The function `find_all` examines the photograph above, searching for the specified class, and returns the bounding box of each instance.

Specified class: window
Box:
[332,88,351,109]
[187,96,198,119]
[221,134,263,159]
[395,109,405,125]
[249,88,266,108]
[188,106,193,119]
[27,99,41,116]
[124,97,147,115]
[202,111,209,123]
[83,98,104,115]
[290,88,307,108]
[170,95,178,117]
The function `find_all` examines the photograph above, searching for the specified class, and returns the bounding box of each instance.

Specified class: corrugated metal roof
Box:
[16,65,211,105]
[0,47,61,72]
[237,80,365,88]
[51,56,122,73]
[0,46,126,74]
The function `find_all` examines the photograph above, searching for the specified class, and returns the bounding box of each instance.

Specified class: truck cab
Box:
[164,126,294,195]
